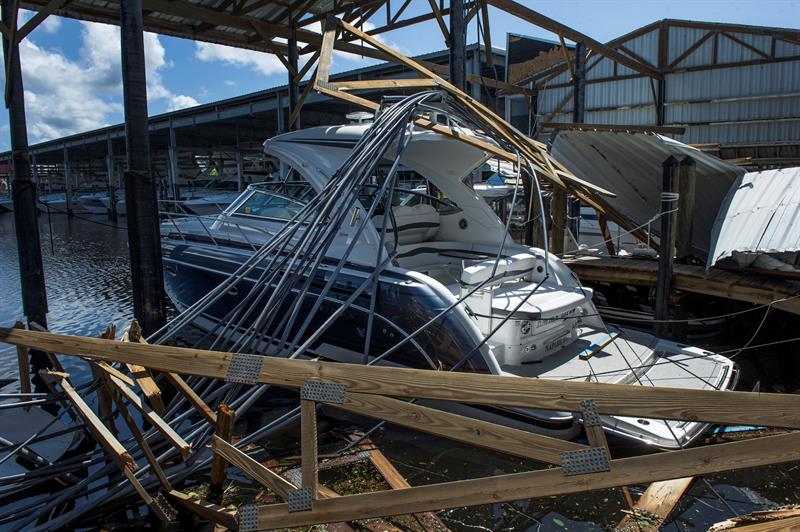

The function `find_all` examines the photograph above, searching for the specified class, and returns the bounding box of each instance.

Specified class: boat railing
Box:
[159,206,273,251]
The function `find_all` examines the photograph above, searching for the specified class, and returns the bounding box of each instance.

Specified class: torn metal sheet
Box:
[551,130,744,258]
[707,167,800,272]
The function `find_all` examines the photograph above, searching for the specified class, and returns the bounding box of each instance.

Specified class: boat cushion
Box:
[460,253,539,286]
[491,282,592,319]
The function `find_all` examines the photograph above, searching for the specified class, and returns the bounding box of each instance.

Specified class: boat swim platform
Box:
[564,255,800,316]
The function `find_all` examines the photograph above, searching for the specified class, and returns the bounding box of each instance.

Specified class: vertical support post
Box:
[572,42,587,124]
[168,125,180,201]
[654,156,678,338]
[210,403,235,500]
[287,25,300,131]
[598,214,616,256]
[235,150,244,192]
[675,156,696,262]
[550,188,566,254]
[106,138,117,219]
[3,0,50,387]
[14,321,31,408]
[120,0,166,335]
[448,0,466,91]
[656,23,668,126]
[63,147,73,215]
[300,399,318,499]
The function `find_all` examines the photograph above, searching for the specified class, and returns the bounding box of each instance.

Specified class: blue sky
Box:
[1,0,798,151]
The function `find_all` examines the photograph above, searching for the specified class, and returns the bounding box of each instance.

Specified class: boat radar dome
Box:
[346,111,374,124]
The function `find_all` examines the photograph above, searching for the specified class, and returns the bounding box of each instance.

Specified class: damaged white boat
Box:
[161,93,737,449]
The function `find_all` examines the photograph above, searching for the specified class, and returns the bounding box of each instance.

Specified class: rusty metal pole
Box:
[120,0,166,335]
[2,0,50,383]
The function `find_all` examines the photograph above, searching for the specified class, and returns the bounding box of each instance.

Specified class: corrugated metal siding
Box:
[707,167,800,268]
[536,24,800,147]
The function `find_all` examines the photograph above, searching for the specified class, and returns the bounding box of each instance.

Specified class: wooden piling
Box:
[119,0,167,336]
[448,0,466,91]
[675,156,696,262]
[2,0,50,386]
[654,156,678,338]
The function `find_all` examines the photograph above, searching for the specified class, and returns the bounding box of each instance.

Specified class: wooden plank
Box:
[162,372,216,425]
[106,373,191,457]
[427,0,450,46]
[5,329,800,429]
[257,430,800,528]
[288,67,318,129]
[111,387,173,492]
[122,321,166,415]
[44,370,138,471]
[578,332,619,361]
[328,78,439,90]
[168,490,238,530]
[316,15,337,83]
[210,404,235,498]
[710,508,800,531]
[14,321,30,403]
[314,82,379,110]
[333,392,585,465]
[356,436,451,531]
[211,436,296,500]
[301,399,318,498]
[618,477,694,531]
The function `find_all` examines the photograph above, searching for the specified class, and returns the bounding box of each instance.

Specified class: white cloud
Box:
[16,22,197,141]
[195,42,287,76]
[40,15,62,33]
[224,80,236,86]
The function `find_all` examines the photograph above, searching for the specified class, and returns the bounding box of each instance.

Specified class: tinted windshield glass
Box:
[234,189,306,220]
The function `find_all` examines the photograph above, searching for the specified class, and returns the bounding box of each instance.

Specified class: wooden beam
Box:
[427,0,450,47]
[162,372,216,425]
[249,20,295,75]
[7,329,800,428]
[106,373,192,457]
[211,436,296,500]
[15,0,70,42]
[168,490,238,530]
[43,370,138,471]
[301,399,318,498]
[479,0,494,68]
[210,403,235,498]
[328,78,439,91]
[122,321,165,415]
[110,387,173,492]
[333,391,586,465]
[486,0,663,79]
[289,67,318,129]
[315,15,337,84]
[14,321,30,403]
[258,431,800,528]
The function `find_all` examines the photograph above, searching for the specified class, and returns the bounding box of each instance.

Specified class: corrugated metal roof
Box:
[707,167,800,270]
[551,130,744,257]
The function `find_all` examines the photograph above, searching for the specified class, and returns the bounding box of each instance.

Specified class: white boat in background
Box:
[178,191,240,216]
[79,192,109,215]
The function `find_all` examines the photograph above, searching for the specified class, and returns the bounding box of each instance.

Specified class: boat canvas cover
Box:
[551,130,743,258]
[707,166,800,272]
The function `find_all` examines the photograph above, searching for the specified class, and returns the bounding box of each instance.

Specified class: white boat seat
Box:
[491,282,592,319]
[375,204,439,244]
[460,253,541,286]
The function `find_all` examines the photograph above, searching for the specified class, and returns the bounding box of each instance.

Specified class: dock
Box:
[565,255,800,315]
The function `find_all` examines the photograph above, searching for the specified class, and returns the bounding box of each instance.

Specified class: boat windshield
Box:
[358,184,461,215]
[232,181,315,220]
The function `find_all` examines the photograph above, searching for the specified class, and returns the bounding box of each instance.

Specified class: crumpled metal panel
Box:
[707,167,800,270]
[551,130,744,257]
